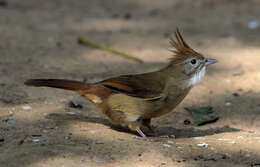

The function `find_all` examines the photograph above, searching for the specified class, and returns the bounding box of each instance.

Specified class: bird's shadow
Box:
[46,113,240,138]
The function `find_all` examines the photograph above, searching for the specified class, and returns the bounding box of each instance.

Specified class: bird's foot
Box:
[133,128,160,142]
[132,135,154,142]
[147,132,176,139]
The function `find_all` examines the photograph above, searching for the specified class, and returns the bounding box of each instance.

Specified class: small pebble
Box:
[68,101,83,109]
[193,137,205,140]
[32,139,40,143]
[124,13,132,20]
[7,119,15,124]
[169,134,176,139]
[245,153,251,157]
[0,0,7,7]
[233,92,239,97]
[218,138,232,141]
[42,130,48,133]
[230,141,236,144]
[184,119,191,125]
[225,102,232,107]
[210,147,218,153]
[162,144,171,148]
[22,105,32,111]
[197,143,208,147]
[221,154,227,159]
[47,37,54,43]
[232,71,244,76]
[56,41,62,48]
[248,20,259,29]
[167,141,174,144]
[89,130,96,134]
[66,112,76,115]
[64,136,71,140]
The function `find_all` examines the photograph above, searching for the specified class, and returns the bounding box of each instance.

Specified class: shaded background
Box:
[0,0,260,167]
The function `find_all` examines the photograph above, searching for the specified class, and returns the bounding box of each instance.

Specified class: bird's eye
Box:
[191,59,197,65]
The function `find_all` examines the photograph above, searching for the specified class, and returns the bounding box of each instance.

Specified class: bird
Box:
[24,29,217,141]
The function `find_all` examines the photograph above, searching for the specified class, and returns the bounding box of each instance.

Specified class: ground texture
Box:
[1,0,260,167]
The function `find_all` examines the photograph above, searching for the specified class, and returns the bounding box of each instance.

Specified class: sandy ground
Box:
[1,0,260,166]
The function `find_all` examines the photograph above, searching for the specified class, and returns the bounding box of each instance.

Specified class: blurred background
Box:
[1,0,260,167]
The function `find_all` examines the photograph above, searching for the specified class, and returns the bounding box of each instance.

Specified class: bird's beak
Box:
[205,58,217,66]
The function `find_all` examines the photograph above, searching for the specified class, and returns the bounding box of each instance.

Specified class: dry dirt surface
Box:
[1,0,260,167]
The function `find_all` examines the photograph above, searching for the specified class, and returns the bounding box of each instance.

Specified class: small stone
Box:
[232,71,244,76]
[221,154,227,159]
[167,141,174,144]
[210,147,218,153]
[169,134,176,139]
[237,136,244,139]
[198,155,204,159]
[248,21,259,29]
[193,137,205,140]
[162,144,171,148]
[177,146,183,149]
[124,13,132,20]
[32,139,40,143]
[184,119,191,125]
[47,37,54,43]
[22,105,32,111]
[56,41,62,48]
[68,101,83,109]
[245,153,251,157]
[232,93,239,97]
[197,143,208,147]
[225,102,232,107]
[230,141,236,144]
[66,112,76,115]
[65,136,71,140]
[7,119,15,124]
[0,0,7,7]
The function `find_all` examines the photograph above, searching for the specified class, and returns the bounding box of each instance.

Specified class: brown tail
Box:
[24,79,89,91]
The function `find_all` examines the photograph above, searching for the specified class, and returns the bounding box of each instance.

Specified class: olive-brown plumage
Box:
[25,29,217,140]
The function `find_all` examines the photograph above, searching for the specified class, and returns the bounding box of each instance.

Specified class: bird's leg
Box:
[136,128,148,138]
[142,118,156,133]
[129,122,153,141]
[134,128,154,141]
[142,119,175,138]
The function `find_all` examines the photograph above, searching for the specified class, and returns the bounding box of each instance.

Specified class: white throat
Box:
[184,66,206,88]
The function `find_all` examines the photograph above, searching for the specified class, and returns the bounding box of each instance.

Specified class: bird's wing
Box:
[99,72,166,100]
